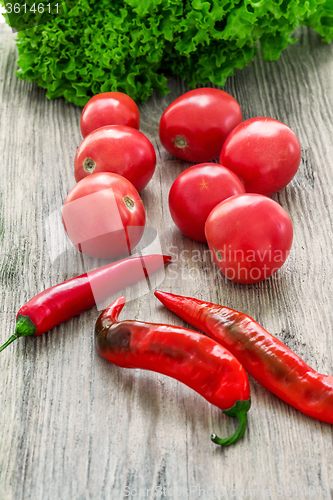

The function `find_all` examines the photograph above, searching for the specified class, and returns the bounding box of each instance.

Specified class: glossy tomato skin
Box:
[80,92,140,138]
[169,163,245,242]
[74,125,156,192]
[205,194,293,284]
[63,172,146,259]
[159,88,242,163]
[220,117,301,196]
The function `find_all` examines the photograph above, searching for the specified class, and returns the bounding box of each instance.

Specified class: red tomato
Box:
[220,117,301,196]
[169,163,245,242]
[205,194,293,284]
[74,125,156,192]
[63,173,146,259]
[159,88,242,162]
[80,92,140,138]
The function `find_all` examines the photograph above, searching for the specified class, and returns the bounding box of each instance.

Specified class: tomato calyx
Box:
[83,157,96,173]
[174,136,187,149]
[213,248,223,261]
[123,196,135,211]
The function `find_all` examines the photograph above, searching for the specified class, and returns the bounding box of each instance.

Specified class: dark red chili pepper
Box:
[95,297,251,446]
[0,255,170,353]
[155,290,333,425]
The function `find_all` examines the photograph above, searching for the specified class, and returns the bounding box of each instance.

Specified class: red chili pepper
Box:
[0,255,170,353]
[95,297,251,446]
[155,290,333,425]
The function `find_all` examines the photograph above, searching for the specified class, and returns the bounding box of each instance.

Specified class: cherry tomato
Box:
[63,172,146,259]
[74,125,156,192]
[80,92,140,138]
[159,88,242,162]
[220,117,301,196]
[169,163,245,242]
[205,194,293,284]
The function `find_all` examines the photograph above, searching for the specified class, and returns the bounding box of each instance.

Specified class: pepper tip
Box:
[102,297,126,323]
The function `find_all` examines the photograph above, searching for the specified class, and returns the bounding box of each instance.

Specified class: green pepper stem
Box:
[0,334,20,352]
[0,315,37,353]
[211,399,251,447]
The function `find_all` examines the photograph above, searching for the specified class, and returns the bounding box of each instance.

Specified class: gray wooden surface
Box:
[1,21,333,500]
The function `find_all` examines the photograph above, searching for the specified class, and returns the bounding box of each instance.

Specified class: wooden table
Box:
[1,21,333,500]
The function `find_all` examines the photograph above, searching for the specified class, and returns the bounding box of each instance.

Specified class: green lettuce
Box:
[3,0,333,106]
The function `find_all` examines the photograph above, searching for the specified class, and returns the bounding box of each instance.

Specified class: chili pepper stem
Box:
[0,315,37,352]
[211,400,251,447]
[0,335,19,353]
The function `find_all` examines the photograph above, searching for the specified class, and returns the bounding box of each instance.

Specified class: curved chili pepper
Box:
[155,290,333,425]
[0,255,170,353]
[95,297,251,446]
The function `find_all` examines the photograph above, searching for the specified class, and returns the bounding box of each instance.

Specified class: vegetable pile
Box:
[3,0,333,106]
[2,80,333,449]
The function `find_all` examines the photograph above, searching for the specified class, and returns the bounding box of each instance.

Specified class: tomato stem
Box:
[83,157,96,173]
[213,248,223,261]
[174,136,187,149]
[123,196,135,210]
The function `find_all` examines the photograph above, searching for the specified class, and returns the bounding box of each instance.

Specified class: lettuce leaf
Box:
[2,0,332,105]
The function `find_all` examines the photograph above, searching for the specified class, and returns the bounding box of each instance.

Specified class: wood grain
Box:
[0,22,333,500]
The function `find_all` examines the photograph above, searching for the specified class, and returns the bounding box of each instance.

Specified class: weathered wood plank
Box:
[0,21,333,500]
